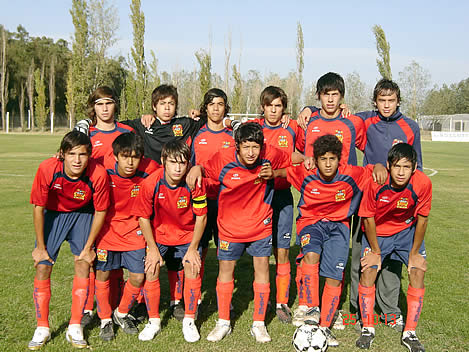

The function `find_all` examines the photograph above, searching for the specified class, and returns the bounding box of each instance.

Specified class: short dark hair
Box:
[312,134,342,160]
[235,122,264,149]
[200,88,230,118]
[260,86,288,111]
[87,86,119,125]
[373,78,401,103]
[161,140,191,165]
[112,132,144,158]
[151,84,178,114]
[387,143,417,169]
[59,131,92,158]
[316,72,345,98]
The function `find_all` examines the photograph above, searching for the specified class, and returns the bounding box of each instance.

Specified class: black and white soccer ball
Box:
[292,320,328,352]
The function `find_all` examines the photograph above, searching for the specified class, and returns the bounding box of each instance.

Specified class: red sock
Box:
[84,270,95,311]
[168,269,184,302]
[184,276,202,318]
[358,283,376,328]
[276,262,291,305]
[70,276,89,325]
[405,285,425,331]
[320,282,342,327]
[143,279,160,319]
[137,286,145,304]
[253,282,270,322]
[216,279,234,321]
[95,279,112,320]
[33,278,51,328]
[109,269,124,310]
[118,281,141,314]
[295,263,305,305]
[301,263,320,307]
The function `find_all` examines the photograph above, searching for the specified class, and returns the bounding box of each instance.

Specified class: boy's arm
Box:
[408,215,428,273]
[139,217,164,275]
[361,217,382,272]
[183,214,207,276]
[32,205,54,266]
[78,210,107,265]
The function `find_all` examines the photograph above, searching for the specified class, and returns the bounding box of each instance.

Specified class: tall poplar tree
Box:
[372,25,392,80]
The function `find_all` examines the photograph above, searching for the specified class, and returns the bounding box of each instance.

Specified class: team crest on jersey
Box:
[335,130,344,142]
[301,234,310,247]
[177,196,188,208]
[278,135,288,147]
[254,177,263,185]
[335,189,346,201]
[222,141,231,148]
[131,185,140,197]
[73,189,86,200]
[219,240,230,251]
[97,249,108,262]
[392,138,404,146]
[396,197,409,209]
[172,124,183,136]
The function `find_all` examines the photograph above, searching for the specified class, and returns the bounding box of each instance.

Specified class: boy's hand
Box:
[303,156,315,170]
[141,114,156,129]
[408,253,427,273]
[145,248,164,275]
[189,109,201,120]
[372,163,388,185]
[360,251,381,272]
[281,114,290,128]
[183,248,201,276]
[339,103,351,117]
[297,108,313,130]
[258,162,273,180]
[186,165,204,190]
[78,247,96,266]
[32,248,54,267]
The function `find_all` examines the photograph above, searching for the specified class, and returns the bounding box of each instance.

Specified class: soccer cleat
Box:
[402,331,425,352]
[332,309,345,330]
[276,304,292,324]
[80,310,94,328]
[356,327,375,349]
[293,306,308,326]
[293,305,321,326]
[129,302,148,324]
[28,327,51,350]
[320,326,339,347]
[99,321,115,341]
[182,318,200,343]
[171,301,185,321]
[66,325,87,349]
[138,319,161,341]
[383,314,405,332]
[206,320,232,342]
[112,309,139,334]
[250,323,271,343]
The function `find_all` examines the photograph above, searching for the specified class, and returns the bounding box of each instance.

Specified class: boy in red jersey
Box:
[29,131,109,350]
[133,141,207,342]
[356,143,431,352]
[93,133,158,341]
[274,134,381,347]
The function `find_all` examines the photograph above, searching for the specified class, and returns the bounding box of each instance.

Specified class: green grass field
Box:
[0,134,468,352]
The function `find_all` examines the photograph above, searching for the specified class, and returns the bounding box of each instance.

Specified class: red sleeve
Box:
[285,164,306,191]
[30,160,52,206]
[191,179,208,216]
[349,115,366,151]
[132,172,158,219]
[203,150,223,182]
[90,163,110,211]
[141,157,160,174]
[294,123,305,153]
[358,181,379,218]
[266,144,291,169]
[414,172,432,217]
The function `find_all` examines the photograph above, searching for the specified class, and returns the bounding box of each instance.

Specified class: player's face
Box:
[388,157,415,188]
[206,97,226,123]
[115,151,141,178]
[164,155,188,185]
[319,90,342,118]
[154,96,176,122]
[94,100,116,123]
[237,141,262,167]
[315,152,339,181]
[62,145,90,179]
[375,92,399,118]
[262,97,284,126]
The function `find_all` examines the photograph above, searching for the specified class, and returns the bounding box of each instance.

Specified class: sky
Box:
[2,0,469,90]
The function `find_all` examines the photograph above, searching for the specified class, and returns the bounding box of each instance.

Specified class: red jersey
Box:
[358,170,432,237]
[89,122,134,168]
[30,158,110,212]
[286,163,373,234]
[132,168,208,246]
[96,158,159,251]
[191,124,234,199]
[204,144,291,243]
[304,111,366,166]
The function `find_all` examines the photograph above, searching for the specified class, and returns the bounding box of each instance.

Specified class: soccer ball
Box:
[292,321,328,352]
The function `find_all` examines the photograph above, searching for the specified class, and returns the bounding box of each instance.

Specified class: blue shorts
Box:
[200,199,219,249]
[272,189,293,249]
[95,248,146,274]
[298,221,350,281]
[361,226,427,267]
[217,235,272,261]
[38,210,93,266]
[157,242,202,270]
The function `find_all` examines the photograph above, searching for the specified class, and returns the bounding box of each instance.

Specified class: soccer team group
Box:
[28,72,432,352]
